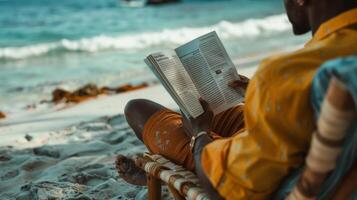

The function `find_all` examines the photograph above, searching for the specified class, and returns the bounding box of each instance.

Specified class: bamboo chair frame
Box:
[135,153,210,200]
[131,77,356,200]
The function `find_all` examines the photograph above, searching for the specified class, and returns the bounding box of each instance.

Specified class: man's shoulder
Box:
[255,47,321,81]
[252,29,357,90]
[259,29,357,74]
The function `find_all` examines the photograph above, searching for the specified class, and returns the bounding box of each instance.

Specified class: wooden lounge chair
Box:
[129,76,356,200]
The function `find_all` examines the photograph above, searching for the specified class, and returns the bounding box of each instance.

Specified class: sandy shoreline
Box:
[0,61,259,199]
[0,83,184,199]
[0,114,174,200]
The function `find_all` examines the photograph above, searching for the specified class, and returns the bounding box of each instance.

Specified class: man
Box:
[117,0,357,199]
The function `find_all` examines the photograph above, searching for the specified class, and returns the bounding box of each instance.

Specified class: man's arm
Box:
[193,135,224,200]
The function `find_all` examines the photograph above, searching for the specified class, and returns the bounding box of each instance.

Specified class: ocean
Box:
[0,0,309,114]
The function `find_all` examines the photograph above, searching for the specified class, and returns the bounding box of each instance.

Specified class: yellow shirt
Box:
[201,8,357,200]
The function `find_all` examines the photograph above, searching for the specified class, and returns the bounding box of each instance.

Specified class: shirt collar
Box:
[306,8,357,46]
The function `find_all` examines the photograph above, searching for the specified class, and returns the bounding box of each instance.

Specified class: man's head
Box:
[283,0,310,35]
[283,0,357,35]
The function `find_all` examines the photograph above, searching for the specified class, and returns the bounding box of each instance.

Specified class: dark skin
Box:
[116,78,248,196]
[284,0,357,35]
[117,0,357,198]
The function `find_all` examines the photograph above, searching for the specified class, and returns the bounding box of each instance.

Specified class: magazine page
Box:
[145,50,204,118]
[175,31,244,114]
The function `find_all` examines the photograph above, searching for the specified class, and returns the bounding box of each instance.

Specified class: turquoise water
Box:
[0,0,308,113]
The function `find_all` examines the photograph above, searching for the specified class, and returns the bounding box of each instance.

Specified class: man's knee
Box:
[124,99,165,140]
[125,99,164,118]
[125,99,147,118]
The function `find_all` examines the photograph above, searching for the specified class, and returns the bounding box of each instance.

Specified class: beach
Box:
[0,0,309,199]
[0,23,300,198]
[0,0,309,115]
[0,65,259,199]
[0,84,177,200]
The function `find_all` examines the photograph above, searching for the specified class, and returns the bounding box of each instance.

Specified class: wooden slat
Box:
[148,173,162,200]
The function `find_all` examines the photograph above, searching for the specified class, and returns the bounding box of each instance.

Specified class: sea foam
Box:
[0,14,290,60]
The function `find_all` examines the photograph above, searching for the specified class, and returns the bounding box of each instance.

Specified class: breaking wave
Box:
[0,14,290,60]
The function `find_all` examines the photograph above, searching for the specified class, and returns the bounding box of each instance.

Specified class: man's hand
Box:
[181,98,214,137]
[229,74,250,93]
[181,99,224,200]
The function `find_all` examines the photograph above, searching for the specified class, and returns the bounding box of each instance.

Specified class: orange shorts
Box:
[142,105,245,171]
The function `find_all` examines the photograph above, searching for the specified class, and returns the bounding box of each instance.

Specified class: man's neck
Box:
[309,3,353,35]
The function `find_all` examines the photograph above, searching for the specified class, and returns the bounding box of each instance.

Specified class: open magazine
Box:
[145,31,244,118]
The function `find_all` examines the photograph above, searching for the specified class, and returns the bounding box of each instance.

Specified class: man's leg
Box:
[124,99,166,141]
[117,100,245,185]
[117,99,166,185]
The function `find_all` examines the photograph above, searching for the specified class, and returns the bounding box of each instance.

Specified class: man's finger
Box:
[229,80,244,88]
[229,80,249,89]
[239,75,249,83]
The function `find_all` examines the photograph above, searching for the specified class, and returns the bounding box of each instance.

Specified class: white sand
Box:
[0,85,177,148]
[0,66,257,200]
